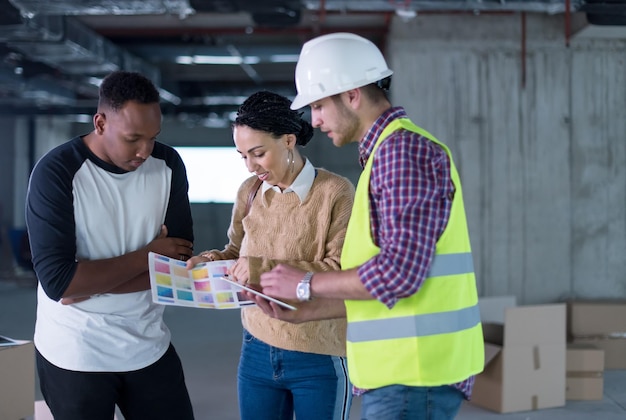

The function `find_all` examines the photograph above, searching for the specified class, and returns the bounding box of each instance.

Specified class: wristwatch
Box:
[296,272,314,302]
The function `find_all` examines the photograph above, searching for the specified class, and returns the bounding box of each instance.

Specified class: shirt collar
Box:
[261,157,315,203]
[358,106,408,168]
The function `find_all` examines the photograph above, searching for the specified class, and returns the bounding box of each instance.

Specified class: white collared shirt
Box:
[261,157,314,203]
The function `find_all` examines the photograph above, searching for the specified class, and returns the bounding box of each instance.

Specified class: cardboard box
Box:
[567,300,626,369]
[471,297,566,413]
[566,345,604,400]
[0,340,35,420]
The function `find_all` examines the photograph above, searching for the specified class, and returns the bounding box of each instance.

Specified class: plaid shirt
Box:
[353,106,474,399]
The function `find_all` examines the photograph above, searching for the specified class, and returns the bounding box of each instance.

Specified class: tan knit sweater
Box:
[210,168,355,356]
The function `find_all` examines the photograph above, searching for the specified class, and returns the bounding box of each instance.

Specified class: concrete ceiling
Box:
[0,0,623,126]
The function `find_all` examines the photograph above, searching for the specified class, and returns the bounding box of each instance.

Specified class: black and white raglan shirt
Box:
[26,136,193,372]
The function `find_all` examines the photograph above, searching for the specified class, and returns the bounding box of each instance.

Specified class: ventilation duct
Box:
[302,0,582,14]
[0,67,78,106]
[0,14,160,85]
[7,0,194,17]
[5,16,121,75]
[0,11,167,110]
[0,14,64,43]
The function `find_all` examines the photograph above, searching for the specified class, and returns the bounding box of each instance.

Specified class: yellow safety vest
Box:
[342,118,484,389]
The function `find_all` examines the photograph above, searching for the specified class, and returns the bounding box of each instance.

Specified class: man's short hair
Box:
[98,71,160,111]
[360,83,389,104]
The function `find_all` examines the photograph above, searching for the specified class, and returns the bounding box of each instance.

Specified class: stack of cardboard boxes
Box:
[567,300,626,370]
[470,297,626,413]
[566,344,604,400]
[563,299,626,401]
[470,296,566,413]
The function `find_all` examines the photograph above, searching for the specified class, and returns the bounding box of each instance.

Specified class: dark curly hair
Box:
[234,91,313,146]
[98,71,160,111]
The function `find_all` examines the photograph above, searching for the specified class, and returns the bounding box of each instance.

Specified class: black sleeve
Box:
[25,142,82,301]
[159,144,194,243]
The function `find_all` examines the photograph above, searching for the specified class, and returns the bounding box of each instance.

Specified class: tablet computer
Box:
[220,276,297,311]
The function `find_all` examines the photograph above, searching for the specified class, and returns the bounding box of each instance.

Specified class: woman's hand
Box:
[227,257,250,285]
[185,251,217,269]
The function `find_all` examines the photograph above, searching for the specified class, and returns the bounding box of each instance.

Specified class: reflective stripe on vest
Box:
[347,303,480,342]
[347,251,477,343]
[427,252,474,278]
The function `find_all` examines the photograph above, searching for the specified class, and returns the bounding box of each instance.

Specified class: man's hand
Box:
[260,263,307,300]
[147,225,194,261]
[249,292,346,324]
[247,293,305,322]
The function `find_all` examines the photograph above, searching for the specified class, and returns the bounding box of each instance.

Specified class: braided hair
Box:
[234,91,314,146]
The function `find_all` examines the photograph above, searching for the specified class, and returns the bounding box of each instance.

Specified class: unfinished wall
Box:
[388,14,626,303]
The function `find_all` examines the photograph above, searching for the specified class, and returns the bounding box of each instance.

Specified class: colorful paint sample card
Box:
[148,252,254,309]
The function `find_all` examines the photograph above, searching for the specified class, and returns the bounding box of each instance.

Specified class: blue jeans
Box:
[361,385,464,420]
[238,329,352,420]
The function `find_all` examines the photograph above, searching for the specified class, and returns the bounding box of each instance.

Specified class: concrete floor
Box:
[1,276,625,420]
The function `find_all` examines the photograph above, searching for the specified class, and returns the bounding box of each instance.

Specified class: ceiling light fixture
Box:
[175,55,261,65]
[202,96,248,106]
[158,88,181,105]
[268,54,299,63]
[87,77,103,87]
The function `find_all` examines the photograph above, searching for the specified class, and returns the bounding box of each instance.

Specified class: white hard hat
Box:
[291,32,393,110]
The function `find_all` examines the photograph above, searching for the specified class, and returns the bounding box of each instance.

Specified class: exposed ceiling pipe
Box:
[93,24,390,38]
[0,11,181,106]
[303,0,583,14]
[7,0,194,18]
[318,0,326,25]
[565,0,572,47]
[4,15,160,80]
[521,12,526,89]
[0,68,78,106]
[8,0,585,20]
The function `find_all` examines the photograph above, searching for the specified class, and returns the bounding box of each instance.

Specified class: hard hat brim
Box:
[290,69,393,110]
[291,93,318,110]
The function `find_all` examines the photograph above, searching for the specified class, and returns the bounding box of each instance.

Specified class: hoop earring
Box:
[287,149,294,174]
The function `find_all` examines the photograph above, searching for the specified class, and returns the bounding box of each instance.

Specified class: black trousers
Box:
[36,343,195,420]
